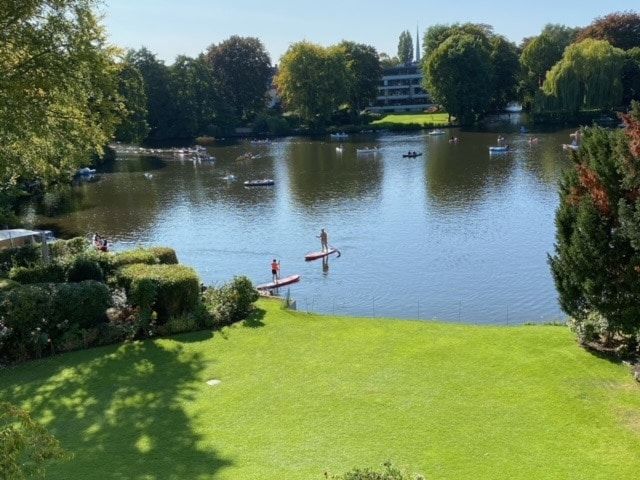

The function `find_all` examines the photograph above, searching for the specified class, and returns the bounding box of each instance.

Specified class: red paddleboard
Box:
[304,248,340,261]
[256,274,301,290]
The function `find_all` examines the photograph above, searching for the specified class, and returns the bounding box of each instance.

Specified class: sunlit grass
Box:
[372,112,450,126]
[1,298,639,479]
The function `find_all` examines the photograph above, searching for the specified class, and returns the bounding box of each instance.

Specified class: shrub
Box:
[326,462,425,480]
[50,237,89,258]
[0,244,41,274]
[166,314,198,334]
[147,247,178,265]
[112,249,158,269]
[202,276,259,327]
[65,255,104,282]
[50,281,111,330]
[0,279,20,292]
[9,263,65,284]
[118,264,200,321]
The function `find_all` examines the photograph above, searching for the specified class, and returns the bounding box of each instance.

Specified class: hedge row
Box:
[117,264,200,321]
[0,281,112,362]
[0,244,41,274]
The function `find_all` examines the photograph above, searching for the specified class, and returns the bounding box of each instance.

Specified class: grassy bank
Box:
[1,299,639,479]
[372,112,450,128]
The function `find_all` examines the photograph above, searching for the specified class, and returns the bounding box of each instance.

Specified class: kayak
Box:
[256,274,301,290]
[244,179,274,187]
[402,153,423,158]
[304,248,340,261]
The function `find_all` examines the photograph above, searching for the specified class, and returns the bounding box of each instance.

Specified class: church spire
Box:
[416,25,420,63]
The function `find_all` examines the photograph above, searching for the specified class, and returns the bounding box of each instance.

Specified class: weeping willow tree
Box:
[537,39,626,113]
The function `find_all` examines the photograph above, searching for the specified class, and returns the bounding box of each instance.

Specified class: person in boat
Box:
[100,238,108,252]
[318,228,329,253]
[271,259,280,282]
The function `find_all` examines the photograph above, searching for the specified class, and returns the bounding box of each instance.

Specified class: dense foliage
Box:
[202,276,259,327]
[576,11,640,51]
[550,102,640,347]
[539,39,626,113]
[422,23,519,121]
[0,402,70,479]
[397,31,414,64]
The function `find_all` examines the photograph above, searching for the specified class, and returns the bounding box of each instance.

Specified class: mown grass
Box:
[372,112,450,127]
[1,298,639,479]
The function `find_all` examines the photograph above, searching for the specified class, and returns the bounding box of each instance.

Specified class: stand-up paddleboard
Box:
[304,248,341,261]
[256,274,301,290]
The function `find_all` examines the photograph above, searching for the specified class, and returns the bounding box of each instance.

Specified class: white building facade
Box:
[369,62,433,113]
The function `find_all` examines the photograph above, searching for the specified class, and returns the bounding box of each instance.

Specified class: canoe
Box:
[256,274,301,290]
[489,146,509,153]
[305,248,340,261]
[402,153,423,158]
[244,179,274,187]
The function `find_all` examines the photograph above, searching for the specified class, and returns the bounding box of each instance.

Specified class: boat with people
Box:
[403,152,423,158]
[256,274,301,290]
[562,143,580,151]
[244,179,275,187]
[77,167,96,176]
[330,132,349,140]
[428,129,446,136]
[489,145,510,154]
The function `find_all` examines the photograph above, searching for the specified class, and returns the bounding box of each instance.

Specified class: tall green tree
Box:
[422,23,493,59]
[205,36,272,121]
[125,48,177,140]
[550,102,640,339]
[379,52,401,69]
[397,31,414,64]
[519,24,581,107]
[337,41,382,112]
[577,11,640,51]
[539,39,626,113]
[0,0,125,184]
[276,41,349,126]
[424,33,493,124]
[623,47,640,105]
[115,63,149,144]
[489,35,520,110]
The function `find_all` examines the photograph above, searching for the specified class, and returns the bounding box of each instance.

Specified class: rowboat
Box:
[356,147,379,154]
[562,144,579,151]
[489,145,509,153]
[77,167,96,175]
[305,248,340,261]
[256,274,301,290]
[428,129,446,136]
[402,153,423,158]
[244,179,274,187]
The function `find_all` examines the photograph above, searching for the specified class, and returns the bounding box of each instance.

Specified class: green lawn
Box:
[372,112,450,127]
[1,299,639,479]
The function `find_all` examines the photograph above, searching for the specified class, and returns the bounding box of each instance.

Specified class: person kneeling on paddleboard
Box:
[318,228,329,253]
[271,259,280,282]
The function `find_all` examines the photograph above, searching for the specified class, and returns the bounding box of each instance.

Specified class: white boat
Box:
[222,174,237,181]
[336,146,344,152]
[489,145,509,154]
[330,132,349,140]
[143,172,154,179]
[562,143,579,151]
[77,167,96,175]
[505,102,523,113]
[356,147,379,154]
[428,129,446,136]
[244,179,275,187]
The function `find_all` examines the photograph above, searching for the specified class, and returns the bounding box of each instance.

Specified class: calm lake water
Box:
[22,121,574,324]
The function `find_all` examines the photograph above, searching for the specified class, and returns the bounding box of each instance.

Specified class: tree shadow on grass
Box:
[0,339,232,479]
[242,307,266,329]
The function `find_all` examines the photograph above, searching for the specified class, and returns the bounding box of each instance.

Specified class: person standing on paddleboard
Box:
[271,259,280,282]
[318,228,329,253]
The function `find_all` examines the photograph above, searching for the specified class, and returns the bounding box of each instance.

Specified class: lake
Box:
[22,123,574,324]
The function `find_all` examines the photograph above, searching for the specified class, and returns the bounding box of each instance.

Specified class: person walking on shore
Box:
[271,259,280,283]
[318,228,329,253]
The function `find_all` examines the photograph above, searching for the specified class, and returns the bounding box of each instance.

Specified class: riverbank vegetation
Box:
[1,298,639,479]
[371,113,450,128]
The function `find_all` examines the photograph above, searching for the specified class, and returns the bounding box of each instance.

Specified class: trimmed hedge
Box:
[117,264,200,321]
[65,255,104,282]
[0,281,111,362]
[9,263,66,284]
[112,249,158,269]
[50,237,89,258]
[147,247,178,265]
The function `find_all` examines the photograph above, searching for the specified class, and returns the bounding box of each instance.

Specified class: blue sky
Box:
[102,1,638,64]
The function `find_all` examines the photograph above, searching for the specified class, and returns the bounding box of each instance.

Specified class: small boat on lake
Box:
[403,152,423,158]
[489,145,509,154]
[356,147,379,154]
[256,274,301,290]
[336,145,344,153]
[244,179,275,187]
[222,174,237,182]
[330,132,349,140]
[77,167,96,175]
[562,143,579,152]
[428,129,446,136]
